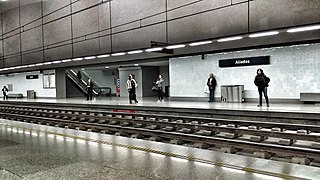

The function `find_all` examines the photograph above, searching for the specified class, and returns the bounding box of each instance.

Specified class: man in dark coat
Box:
[86,79,94,100]
[207,73,217,102]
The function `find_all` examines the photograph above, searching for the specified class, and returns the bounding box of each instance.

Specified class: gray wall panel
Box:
[111,0,165,26]
[20,3,42,27]
[100,35,111,54]
[44,17,71,46]
[44,45,72,61]
[168,3,248,43]
[73,39,100,57]
[112,23,166,52]
[21,27,43,51]
[43,0,70,23]
[250,0,320,31]
[22,51,43,65]
[72,6,99,38]
[2,8,19,34]
[4,35,20,56]
[4,57,20,67]
[99,2,110,30]
[168,0,230,19]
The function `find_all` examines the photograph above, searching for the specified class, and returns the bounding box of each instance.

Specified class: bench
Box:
[300,93,320,103]
[7,93,23,98]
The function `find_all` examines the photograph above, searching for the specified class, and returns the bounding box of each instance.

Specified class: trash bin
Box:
[221,85,244,102]
[27,90,36,99]
[165,86,170,97]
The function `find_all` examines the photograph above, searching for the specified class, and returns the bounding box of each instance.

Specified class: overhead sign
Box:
[219,56,270,68]
[26,75,39,79]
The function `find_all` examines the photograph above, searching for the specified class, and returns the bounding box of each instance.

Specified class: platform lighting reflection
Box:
[127,50,143,54]
[72,57,84,61]
[287,25,320,33]
[221,167,246,174]
[253,173,282,180]
[189,41,212,46]
[249,31,279,38]
[111,52,126,56]
[166,44,186,49]
[84,56,96,60]
[97,54,110,58]
[217,36,243,42]
[145,47,163,52]
[62,59,72,63]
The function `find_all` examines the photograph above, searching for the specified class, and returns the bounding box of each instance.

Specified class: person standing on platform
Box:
[86,79,94,100]
[254,68,270,107]
[207,73,217,102]
[126,74,138,104]
[155,74,164,103]
[2,85,8,100]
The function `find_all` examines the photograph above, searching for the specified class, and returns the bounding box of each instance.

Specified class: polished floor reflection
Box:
[1,119,319,180]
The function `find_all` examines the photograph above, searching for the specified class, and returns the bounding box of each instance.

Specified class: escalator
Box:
[66,69,111,97]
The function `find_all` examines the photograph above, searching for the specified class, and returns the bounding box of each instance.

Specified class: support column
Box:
[55,69,67,99]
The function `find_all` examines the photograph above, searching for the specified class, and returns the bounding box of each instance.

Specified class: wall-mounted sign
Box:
[219,56,270,68]
[26,75,39,79]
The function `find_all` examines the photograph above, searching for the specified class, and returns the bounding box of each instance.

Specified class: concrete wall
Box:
[0,71,56,98]
[0,0,319,71]
[169,43,320,100]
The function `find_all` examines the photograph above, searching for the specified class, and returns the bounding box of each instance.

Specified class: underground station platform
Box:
[0,98,320,179]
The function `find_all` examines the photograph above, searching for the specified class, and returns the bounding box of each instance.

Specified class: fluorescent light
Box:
[217,36,243,42]
[145,47,163,52]
[43,62,52,65]
[72,58,84,61]
[27,64,36,67]
[127,50,143,54]
[35,63,44,66]
[52,60,62,64]
[189,41,212,46]
[287,25,320,33]
[84,56,96,60]
[111,52,126,56]
[105,66,109,69]
[166,44,186,49]
[97,54,110,58]
[249,31,279,38]
[134,64,139,66]
[20,65,28,68]
[62,59,72,63]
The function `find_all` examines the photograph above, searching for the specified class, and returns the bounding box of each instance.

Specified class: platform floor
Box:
[3,97,320,114]
[1,118,319,180]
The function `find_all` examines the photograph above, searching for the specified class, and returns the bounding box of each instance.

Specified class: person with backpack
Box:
[126,74,138,104]
[254,68,270,107]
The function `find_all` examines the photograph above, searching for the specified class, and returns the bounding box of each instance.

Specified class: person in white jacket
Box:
[126,74,138,104]
[155,74,164,102]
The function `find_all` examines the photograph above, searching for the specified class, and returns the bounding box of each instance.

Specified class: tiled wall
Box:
[169,43,320,99]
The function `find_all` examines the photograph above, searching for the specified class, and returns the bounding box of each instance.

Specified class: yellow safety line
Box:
[2,123,305,180]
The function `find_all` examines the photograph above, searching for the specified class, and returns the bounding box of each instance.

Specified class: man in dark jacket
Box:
[86,79,94,100]
[254,68,270,107]
[207,73,217,102]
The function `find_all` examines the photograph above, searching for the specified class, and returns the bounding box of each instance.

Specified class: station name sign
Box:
[219,56,270,68]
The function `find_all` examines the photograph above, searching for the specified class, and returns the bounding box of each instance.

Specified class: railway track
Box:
[1,104,320,167]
